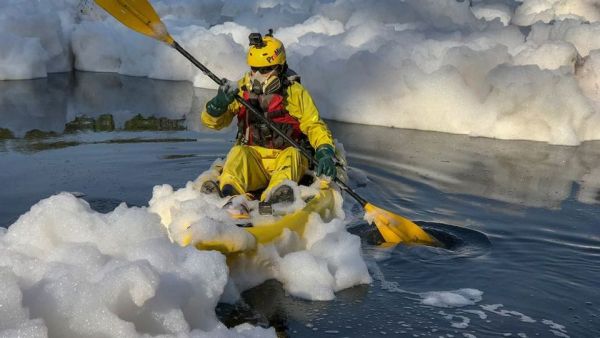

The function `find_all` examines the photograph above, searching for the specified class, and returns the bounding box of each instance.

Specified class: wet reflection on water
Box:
[0,72,213,137]
[0,73,71,136]
[329,121,600,209]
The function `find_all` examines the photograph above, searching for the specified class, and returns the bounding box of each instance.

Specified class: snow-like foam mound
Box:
[4,0,600,144]
[148,165,372,302]
[0,192,275,337]
[0,164,371,335]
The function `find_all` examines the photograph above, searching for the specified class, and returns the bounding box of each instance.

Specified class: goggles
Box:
[251,65,279,74]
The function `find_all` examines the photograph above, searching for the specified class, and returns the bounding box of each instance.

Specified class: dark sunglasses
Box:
[251,66,278,74]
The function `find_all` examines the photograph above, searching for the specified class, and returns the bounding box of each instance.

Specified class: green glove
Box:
[315,144,336,178]
[206,79,238,117]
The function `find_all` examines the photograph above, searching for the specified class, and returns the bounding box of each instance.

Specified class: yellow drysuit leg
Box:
[219,145,269,196]
[261,146,308,201]
[219,145,308,201]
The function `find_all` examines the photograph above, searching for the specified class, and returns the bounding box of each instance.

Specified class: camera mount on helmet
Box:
[248,29,274,48]
[248,33,265,48]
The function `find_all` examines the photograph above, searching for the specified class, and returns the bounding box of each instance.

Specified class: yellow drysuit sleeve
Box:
[285,82,334,150]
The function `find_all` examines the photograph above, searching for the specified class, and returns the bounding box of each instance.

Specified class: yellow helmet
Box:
[247,33,286,68]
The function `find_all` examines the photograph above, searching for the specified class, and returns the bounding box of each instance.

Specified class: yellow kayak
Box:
[177,181,338,255]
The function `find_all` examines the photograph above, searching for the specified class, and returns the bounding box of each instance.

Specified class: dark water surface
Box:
[1,73,599,337]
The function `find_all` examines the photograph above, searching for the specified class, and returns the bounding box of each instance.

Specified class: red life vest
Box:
[236,90,309,150]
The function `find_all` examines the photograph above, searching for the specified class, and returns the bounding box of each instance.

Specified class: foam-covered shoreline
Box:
[4,1,600,145]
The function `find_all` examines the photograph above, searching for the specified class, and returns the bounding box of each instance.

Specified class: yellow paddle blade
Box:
[94,0,174,45]
[364,203,439,246]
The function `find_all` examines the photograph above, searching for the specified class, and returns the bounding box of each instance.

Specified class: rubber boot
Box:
[200,180,221,196]
[268,184,294,204]
[221,184,238,197]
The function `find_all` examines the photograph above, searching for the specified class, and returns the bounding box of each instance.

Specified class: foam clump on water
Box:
[274,214,372,300]
[0,192,275,337]
[420,288,483,308]
[149,173,372,302]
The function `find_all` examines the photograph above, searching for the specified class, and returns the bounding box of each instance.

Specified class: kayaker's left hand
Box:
[206,78,238,117]
[315,144,336,178]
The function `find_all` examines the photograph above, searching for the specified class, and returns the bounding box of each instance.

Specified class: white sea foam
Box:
[0,162,371,334]
[0,192,278,337]
[150,166,372,302]
[3,1,600,144]
[439,310,471,329]
[481,304,537,323]
[421,288,484,308]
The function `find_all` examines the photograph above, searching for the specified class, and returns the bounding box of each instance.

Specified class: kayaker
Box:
[200,31,337,209]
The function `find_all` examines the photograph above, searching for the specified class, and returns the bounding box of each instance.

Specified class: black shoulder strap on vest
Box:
[284,68,301,85]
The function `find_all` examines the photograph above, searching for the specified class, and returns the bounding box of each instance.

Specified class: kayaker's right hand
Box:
[315,144,336,178]
[206,78,239,117]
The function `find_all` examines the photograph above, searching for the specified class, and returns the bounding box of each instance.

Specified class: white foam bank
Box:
[0,170,371,336]
[3,0,600,145]
[0,192,275,337]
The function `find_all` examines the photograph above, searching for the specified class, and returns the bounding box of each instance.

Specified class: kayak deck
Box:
[191,182,337,254]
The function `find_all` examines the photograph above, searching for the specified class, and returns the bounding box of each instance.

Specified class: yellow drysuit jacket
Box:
[201,72,334,150]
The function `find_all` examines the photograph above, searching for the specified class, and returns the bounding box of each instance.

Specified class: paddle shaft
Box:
[172,41,368,207]
[173,42,222,85]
